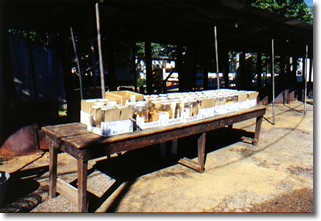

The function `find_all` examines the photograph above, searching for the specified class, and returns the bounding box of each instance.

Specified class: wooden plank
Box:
[49,141,58,198]
[43,106,266,156]
[56,178,78,206]
[178,158,202,173]
[241,136,258,145]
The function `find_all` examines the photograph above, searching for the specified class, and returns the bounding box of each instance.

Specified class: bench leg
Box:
[78,158,88,212]
[241,115,264,146]
[49,144,58,198]
[197,132,206,172]
[253,115,263,146]
[178,132,206,173]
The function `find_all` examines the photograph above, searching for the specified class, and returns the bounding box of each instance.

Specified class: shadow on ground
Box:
[0,166,49,212]
[82,127,254,212]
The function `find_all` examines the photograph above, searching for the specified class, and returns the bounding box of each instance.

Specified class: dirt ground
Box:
[0,101,314,213]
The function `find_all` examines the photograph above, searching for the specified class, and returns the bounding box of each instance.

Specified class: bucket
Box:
[0,171,10,207]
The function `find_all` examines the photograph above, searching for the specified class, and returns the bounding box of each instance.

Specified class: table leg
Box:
[77,158,88,212]
[49,143,58,198]
[178,132,206,173]
[197,132,206,173]
[253,115,263,146]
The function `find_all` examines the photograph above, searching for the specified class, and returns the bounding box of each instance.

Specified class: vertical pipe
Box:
[214,25,220,89]
[70,26,83,100]
[95,2,105,98]
[304,44,308,114]
[90,37,97,97]
[272,38,275,125]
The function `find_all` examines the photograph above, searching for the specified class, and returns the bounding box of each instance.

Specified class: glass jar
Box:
[149,101,157,113]
[134,101,149,122]
[158,101,171,114]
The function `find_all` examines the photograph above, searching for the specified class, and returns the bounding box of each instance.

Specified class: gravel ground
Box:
[0,101,314,213]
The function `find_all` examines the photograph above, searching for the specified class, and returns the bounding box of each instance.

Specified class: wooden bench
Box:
[43,105,266,212]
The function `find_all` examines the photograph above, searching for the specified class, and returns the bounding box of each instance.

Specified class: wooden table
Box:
[43,105,266,212]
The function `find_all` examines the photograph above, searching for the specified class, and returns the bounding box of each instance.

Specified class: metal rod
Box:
[214,25,220,89]
[95,2,105,98]
[304,44,308,114]
[90,37,97,97]
[271,38,275,125]
[70,26,84,100]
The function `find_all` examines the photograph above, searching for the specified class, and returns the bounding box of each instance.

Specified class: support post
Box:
[253,116,263,146]
[203,45,209,90]
[95,2,105,98]
[77,158,88,212]
[176,45,183,92]
[146,41,152,94]
[304,44,308,114]
[214,25,220,89]
[256,52,262,90]
[49,143,58,198]
[132,41,137,92]
[271,38,275,125]
[90,37,97,97]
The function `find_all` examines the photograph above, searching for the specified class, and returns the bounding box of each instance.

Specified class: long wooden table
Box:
[43,105,266,212]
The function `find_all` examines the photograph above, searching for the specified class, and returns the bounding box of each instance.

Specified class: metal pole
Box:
[214,25,220,89]
[304,44,308,114]
[90,37,97,97]
[70,26,83,100]
[272,38,275,125]
[95,2,105,98]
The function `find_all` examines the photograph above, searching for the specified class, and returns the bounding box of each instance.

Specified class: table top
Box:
[42,105,266,150]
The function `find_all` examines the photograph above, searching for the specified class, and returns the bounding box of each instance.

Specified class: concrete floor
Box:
[0,101,313,213]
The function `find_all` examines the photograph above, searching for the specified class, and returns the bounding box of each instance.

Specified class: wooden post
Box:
[132,41,137,92]
[176,45,183,92]
[145,41,152,94]
[95,2,105,98]
[49,143,58,198]
[304,44,308,114]
[77,158,88,212]
[253,116,263,146]
[222,50,229,88]
[257,52,262,90]
[203,45,209,90]
[70,26,84,100]
[197,132,206,172]
[240,52,246,89]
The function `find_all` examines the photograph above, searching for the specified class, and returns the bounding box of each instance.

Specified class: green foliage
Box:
[241,0,313,24]
[137,78,146,87]
[8,29,56,46]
